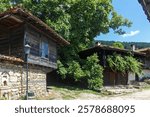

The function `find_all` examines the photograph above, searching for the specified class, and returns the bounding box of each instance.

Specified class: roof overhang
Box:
[79,45,146,59]
[0,7,70,46]
[138,0,150,22]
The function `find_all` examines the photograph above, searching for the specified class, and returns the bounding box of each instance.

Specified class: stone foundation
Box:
[128,72,135,85]
[0,62,51,99]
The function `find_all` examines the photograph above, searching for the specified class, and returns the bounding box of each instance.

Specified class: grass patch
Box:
[46,82,102,100]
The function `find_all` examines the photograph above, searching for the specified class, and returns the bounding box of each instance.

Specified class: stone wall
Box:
[27,66,51,98]
[0,62,51,100]
[128,72,135,84]
[139,69,150,80]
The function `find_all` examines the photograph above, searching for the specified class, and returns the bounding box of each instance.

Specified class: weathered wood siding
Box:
[24,25,57,68]
[144,58,150,68]
[0,25,24,58]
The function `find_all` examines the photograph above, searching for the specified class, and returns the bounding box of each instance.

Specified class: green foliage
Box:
[96,40,150,49]
[107,53,142,76]
[19,95,26,100]
[58,54,103,90]
[110,11,132,35]
[57,60,68,79]
[124,56,142,76]
[67,61,85,81]
[112,42,124,49]
[83,54,104,90]
[0,97,6,100]
[107,53,126,72]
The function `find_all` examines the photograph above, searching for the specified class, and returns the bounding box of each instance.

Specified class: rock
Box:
[144,79,150,84]
[133,86,141,89]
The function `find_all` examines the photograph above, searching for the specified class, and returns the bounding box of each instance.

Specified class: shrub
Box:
[83,54,104,90]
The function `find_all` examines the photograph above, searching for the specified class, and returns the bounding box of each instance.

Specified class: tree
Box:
[0,0,132,89]
[112,42,124,49]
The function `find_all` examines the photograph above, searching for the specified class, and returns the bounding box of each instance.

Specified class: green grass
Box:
[43,82,150,100]
[46,82,102,100]
[0,97,6,100]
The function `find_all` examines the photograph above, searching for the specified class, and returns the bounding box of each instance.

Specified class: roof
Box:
[136,47,150,57]
[0,7,70,46]
[135,47,150,52]
[79,44,146,58]
[138,0,150,22]
[0,54,23,63]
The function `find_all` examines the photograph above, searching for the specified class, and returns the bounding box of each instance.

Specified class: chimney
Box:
[131,44,135,51]
[95,42,101,46]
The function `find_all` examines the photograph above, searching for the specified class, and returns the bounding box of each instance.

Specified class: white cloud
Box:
[121,30,140,38]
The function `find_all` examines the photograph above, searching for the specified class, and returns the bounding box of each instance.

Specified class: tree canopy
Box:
[112,42,124,49]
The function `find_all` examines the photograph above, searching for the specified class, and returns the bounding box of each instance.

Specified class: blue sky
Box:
[95,0,150,42]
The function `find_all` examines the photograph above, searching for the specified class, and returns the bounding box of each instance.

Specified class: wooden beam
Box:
[8,30,11,55]
[0,14,10,21]
[9,15,23,23]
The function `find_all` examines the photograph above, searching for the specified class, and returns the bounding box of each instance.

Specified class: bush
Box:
[83,54,104,90]
[57,54,103,90]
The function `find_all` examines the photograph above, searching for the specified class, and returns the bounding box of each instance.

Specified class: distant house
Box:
[0,8,69,99]
[138,0,150,79]
[136,48,150,79]
[79,43,145,86]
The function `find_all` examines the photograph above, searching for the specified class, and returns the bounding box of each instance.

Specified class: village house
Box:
[0,7,69,99]
[136,48,150,79]
[79,43,145,86]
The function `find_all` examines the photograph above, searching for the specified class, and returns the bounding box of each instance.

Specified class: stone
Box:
[144,79,150,84]
[0,62,48,100]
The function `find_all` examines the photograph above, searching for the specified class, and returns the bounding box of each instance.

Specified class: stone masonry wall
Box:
[0,62,24,99]
[27,66,49,98]
[0,62,51,99]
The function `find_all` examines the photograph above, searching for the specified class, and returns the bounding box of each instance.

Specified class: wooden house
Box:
[0,8,69,99]
[136,48,150,79]
[79,43,145,86]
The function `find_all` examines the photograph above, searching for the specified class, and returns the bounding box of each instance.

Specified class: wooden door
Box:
[109,72,116,86]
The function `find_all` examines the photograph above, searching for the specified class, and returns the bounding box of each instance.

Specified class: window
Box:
[41,41,49,58]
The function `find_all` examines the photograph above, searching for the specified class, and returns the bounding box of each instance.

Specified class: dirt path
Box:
[76,89,150,100]
[101,89,150,100]
[47,86,150,100]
